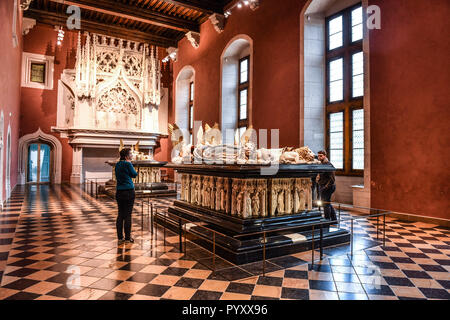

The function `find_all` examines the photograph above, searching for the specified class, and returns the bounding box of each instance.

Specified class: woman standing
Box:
[115,148,138,243]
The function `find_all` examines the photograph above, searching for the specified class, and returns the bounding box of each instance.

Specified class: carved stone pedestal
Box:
[163,164,350,264]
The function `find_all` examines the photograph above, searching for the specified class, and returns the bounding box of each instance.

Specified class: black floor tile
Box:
[3,278,40,290]
[5,292,41,300]
[436,280,450,289]
[207,267,253,281]
[283,270,308,280]
[418,288,450,299]
[5,268,39,277]
[99,291,132,300]
[90,278,124,291]
[419,264,448,272]
[402,270,432,279]
[160,267,189,277]
[434,259,450,265]
[281,287,309,300]
[190,290,222,300]
[128,272,158,284]
[240,261,282,275]
[251,296,279,300]
[226,282,255,295]
[118,263,147,272]
[269,256,306,269]
[391,257,415,264]
[8,259,38,267]
[308,264,332,272]
[174,277,204,289]
[309,280,336,291]
[362,284,395,296]
[383,276,415,287]
[257,276,283,287]
[137,284,171,297]
[46,286,84,298]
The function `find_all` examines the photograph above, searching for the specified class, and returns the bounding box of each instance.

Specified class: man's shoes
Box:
[125,237,134,243]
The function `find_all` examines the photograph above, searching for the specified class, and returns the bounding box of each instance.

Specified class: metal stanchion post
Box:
[383,214,386,247]
[141,201,144,232]
[150,203,154,235]
[90,180,93,196]
[213,232,216,271]
[163,213,166,248]
[95,179,98,198]
[320,224,323,260]
[179,218,182,252]
[184,223,187,254]
[350,219,354,257]
[311,225,315,267]
[338,204,341,228]
[155,209,158,242]
[263,232,266,277]
[376,211,379,240]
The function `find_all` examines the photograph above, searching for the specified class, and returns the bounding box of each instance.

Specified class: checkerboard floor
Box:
[0,184,448,300]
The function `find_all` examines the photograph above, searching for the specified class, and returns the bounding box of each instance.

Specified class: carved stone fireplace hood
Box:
[51,32,168,183]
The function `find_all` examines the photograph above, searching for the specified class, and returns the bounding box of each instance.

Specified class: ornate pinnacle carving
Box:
[209,14,225,34]
[185,31,200,49]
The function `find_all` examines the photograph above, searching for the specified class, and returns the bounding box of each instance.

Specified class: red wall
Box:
[0,0,22,200]
[21,24,78,182]
[173,0,308,148]
[369,0,450,219]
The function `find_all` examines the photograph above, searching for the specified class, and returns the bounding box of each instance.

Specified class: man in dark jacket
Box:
[317,150,337,221]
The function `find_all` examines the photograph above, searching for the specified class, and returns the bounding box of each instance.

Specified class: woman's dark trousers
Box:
[115,189,135,240]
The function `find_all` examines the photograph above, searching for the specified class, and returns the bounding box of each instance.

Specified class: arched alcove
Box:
[220,35,253,144]
[175,65,195,143]
[18,128,62,185]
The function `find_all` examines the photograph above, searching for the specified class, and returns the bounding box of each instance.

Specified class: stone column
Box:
[70,147,83,184]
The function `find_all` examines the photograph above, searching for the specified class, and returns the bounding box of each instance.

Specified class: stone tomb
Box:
[165,164,350,264]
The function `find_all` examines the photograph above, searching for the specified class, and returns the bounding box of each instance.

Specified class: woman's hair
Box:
[119,148,132,160]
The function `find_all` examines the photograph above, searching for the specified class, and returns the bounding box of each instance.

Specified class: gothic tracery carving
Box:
[97,82,138,116]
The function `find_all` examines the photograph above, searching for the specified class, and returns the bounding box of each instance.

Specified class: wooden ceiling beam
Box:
[24,8,179,48]
[48,0,200,32]
[159,0,224,15]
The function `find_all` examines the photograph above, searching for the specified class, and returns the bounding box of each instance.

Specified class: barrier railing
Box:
[316,200,393,256]
[80,181,394,277]
[150,206,332,276]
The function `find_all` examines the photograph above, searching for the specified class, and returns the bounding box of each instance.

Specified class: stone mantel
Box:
[51,126,167,149]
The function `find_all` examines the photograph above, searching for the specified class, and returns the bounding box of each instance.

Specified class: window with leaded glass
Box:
[325,3,364,175]
[238,56,249,134]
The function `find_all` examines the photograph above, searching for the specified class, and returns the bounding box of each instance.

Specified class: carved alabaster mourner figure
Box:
[179,173,315,219]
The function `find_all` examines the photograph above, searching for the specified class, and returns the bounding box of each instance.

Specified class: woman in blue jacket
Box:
[115,148,138,243]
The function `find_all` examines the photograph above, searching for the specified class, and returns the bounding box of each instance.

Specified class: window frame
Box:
[325,3,364,176]
[238,55,250,131]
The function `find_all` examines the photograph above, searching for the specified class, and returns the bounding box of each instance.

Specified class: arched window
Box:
[221,36,253,144]
[175,66,195,144]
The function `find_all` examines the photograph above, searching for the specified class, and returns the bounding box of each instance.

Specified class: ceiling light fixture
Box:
[224,0,259,18]
[55,26,65,46]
